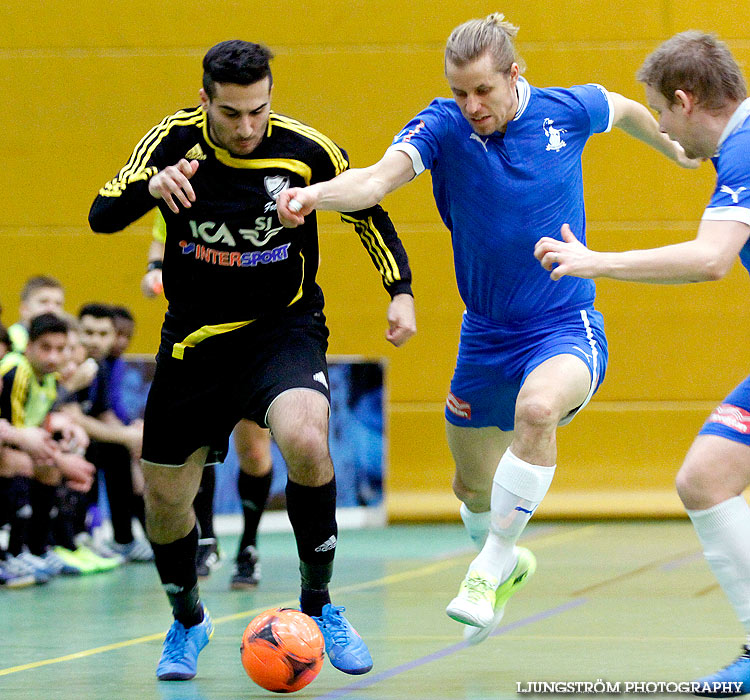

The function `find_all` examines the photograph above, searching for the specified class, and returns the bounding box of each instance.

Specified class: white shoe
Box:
[446,570,499,627]
[109,538,153,562]
[17,551,56,578]
[464,547,536,645]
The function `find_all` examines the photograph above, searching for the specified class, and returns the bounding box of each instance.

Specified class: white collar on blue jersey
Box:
[716,97,750,153]
[512,77,531,121]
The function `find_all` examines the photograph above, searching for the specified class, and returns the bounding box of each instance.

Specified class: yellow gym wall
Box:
[3,1,749,519]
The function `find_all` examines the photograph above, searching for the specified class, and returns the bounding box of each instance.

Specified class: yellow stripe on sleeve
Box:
[99,109,205,198]
[121,108,204,182]
[341,215,401,285]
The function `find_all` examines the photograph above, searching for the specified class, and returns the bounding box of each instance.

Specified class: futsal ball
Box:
[241,607,325,693]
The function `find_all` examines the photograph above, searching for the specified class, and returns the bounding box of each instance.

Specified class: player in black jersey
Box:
[89,40,416,682]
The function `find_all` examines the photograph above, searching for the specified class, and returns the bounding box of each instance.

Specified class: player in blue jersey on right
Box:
[536,31,750,696]
[278,13,696,644]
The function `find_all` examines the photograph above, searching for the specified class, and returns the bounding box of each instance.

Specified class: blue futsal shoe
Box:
[312,604,373,675]
[156,609,214,681]
[694,646,750,697]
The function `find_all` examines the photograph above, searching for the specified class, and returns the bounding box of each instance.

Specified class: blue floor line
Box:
[313,598,588,700]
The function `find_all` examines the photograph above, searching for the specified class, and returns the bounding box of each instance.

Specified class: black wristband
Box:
[146,260,163,272]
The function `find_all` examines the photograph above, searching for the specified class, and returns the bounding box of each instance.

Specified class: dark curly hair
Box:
[202,40,274,98]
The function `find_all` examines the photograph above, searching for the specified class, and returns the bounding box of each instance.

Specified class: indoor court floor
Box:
[1,521,742,699]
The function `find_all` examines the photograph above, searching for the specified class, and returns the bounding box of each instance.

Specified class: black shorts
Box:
[141,310,330,467]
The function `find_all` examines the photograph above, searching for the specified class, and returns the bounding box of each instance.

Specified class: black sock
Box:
[0,476,13,526]
[193,466,215,540]
[94,442,135,545]
[286,477,337,616]
[237,469,272,555]
[300,587,331,617]
[150,525,203,627]
[29,481,56,556]
[131,494,146,530]
[52,486,79,551]
[8,477,30,556]
[71,479,93,540]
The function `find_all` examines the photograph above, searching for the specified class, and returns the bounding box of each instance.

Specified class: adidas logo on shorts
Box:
[312,371,328,389]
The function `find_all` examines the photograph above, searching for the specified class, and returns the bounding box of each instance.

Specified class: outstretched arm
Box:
[277,149,415,226]
[610,92,701,169]
[535,219,750,283]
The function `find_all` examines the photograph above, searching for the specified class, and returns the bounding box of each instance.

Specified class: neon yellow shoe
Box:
[446,570,499,627]
[464,547,536,645]
[71,545,121,573]
[53,546,98,575]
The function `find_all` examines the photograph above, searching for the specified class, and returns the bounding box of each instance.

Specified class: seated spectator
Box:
[7,276,65,352]
[58,304,150,564]
[0,313,95,585]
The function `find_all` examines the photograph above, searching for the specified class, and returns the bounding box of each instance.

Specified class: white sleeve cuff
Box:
[591,83,614,133]
[702,205,750,227]
[386,143,425,177]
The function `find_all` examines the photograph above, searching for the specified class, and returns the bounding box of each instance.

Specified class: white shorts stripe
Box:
[559,309,599,427]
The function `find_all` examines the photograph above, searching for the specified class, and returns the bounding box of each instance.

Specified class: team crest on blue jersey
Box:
[543,118,567,152]
[264,175,289,199]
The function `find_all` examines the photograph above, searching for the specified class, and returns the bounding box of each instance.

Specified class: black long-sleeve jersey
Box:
[89,108,412,358]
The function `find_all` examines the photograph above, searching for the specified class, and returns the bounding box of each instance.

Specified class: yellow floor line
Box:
[695,582,721,597]
[525,523,599,550]
[0,635,167,676]
[571,548,697,596]
[0,523,595,677]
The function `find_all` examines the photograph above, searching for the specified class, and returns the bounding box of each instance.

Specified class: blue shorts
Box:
[698,375,750,446]
[445,306,608,430]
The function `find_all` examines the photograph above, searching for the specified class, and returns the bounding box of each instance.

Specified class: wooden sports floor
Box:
[1,521,742,699]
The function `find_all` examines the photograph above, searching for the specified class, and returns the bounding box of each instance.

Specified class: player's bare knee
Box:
[452,474,487,510]
[515,398,557,433]
[237,446,271,475]
[238,458,271,476]
[674,468,694,506]
[145,482,193,517]
[676,461,717,509]
[283,425,328,463]
[286,458,333,487]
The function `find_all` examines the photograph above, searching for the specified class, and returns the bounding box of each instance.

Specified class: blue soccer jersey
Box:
[389,77,613,324]
[702,98,750,274]
[698,98,750,446]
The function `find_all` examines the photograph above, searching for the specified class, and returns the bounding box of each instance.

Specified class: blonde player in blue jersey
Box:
[536,31,750,696]
[278,13,697,645]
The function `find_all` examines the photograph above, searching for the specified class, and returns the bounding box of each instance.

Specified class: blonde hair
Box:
[445,13,525,73]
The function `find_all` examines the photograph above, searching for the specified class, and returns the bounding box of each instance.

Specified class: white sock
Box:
[687,496,750,635]
[470,449,555,582]
[460,503,491,550]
